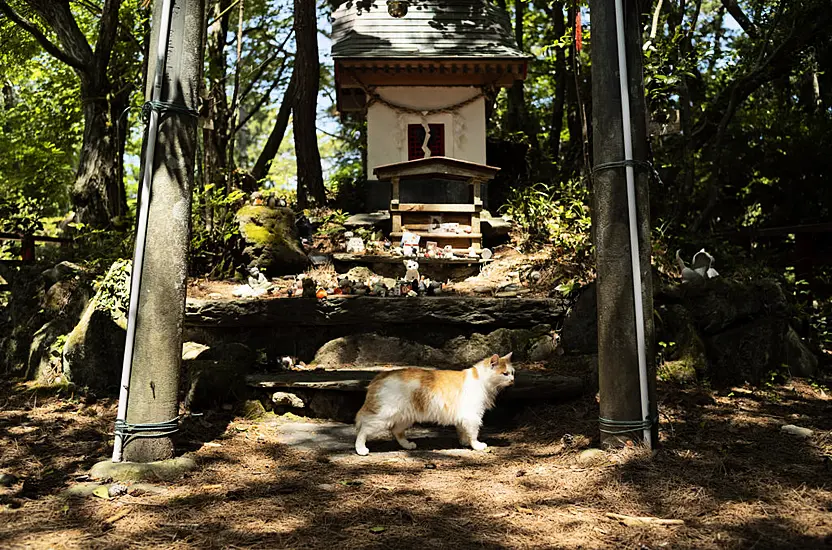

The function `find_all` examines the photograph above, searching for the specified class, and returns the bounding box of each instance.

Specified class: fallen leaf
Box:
[339,480,363,486]
[201,484,223,491]
[369,526,386,533]
[203,442,222,448]
[516,506,534,514]
[92,486,111,500]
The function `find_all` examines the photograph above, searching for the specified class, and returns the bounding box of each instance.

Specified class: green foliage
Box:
[499,179,591,254]
[311,209,350,238]
[189,184,247,278]
[0,194,44,235]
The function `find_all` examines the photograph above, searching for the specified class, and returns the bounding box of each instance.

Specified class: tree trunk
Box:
[202,0,232,193]
[72,78,127,226]
[251,68,296,182]
[293,0,326,209]
[505,0,527,135]
[549,1,567,165]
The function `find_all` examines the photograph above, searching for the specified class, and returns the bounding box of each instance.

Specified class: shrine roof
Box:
[332,0,528,60]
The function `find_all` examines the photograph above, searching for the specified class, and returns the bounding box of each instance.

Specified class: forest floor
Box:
[1,377,831,549]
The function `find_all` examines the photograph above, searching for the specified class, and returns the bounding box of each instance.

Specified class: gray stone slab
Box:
[265,420,499,460]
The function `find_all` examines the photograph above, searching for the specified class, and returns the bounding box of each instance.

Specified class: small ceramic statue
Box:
[676,248,719,284]
[403,259,420,282]
[346,236,365,254]
[443,245,455,259]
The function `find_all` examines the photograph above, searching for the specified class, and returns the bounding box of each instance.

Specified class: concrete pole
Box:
[122,0,205,462]
[589,0,658,447]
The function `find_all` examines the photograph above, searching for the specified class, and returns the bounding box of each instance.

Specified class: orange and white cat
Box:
[354,353,515,455]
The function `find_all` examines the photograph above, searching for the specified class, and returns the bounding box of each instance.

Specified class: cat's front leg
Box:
[457,420,487,451]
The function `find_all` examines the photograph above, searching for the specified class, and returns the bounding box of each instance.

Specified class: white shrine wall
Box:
[366,86,486,179]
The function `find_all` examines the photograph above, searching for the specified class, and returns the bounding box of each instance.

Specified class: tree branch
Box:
[0,0,87,70]
[720,0,758,38]
[234,58,289,134]
[26,0,95,70]
[94,0,123,76]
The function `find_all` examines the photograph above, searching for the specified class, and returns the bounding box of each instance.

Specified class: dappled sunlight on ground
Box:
[1,378,831,549]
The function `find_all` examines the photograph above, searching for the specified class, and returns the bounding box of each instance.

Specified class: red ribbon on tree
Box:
[575,9,583,51]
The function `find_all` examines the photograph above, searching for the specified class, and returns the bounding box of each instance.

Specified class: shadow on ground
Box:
[1,378,831,549]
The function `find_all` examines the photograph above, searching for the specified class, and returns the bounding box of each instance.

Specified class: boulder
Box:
[679,278,790,335]
[705,317,804,385]
[236,205,309,275]
[559,282,597,355]
[311,325,561,369]
[27,320,69,383]
[443,325,556,365]
[183,359,251,410]
[784,326,818,378]
[62,260,130,393]
[656,303,707,383]
[311,333,450,369]
[182,343,255,410]
[27,272,94,384]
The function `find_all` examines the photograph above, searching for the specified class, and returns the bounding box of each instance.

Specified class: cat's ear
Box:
[489,354,500,367]
[501,352,513,363]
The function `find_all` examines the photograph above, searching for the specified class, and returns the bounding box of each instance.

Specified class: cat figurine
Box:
[354,352,515,456]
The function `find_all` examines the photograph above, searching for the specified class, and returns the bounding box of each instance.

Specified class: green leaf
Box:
[369,526,386,533]
[92,486,111,499]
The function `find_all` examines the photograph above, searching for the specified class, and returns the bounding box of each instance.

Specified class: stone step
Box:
[246,368,584,402]
[185,296,569,328]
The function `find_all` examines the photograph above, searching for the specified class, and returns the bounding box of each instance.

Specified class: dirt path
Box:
[1,380,831,549]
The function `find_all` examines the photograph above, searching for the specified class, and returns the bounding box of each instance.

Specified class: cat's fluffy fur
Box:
[354,353,514,455]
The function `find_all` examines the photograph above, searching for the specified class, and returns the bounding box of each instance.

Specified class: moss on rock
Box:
[235,205,309,275]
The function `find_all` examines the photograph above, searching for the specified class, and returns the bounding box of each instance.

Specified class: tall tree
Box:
[292,0,326,209]
[505,0,529,136]
[251,67,295,182]
[0,0,137,228]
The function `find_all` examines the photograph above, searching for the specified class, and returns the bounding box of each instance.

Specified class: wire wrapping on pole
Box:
[141,100,199,124]
[114,416,181,445]
[591,159,664,187]
[598,416,658,436]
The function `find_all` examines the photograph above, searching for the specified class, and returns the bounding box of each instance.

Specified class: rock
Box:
[576,448,608,466]
[656,304,707,383]
[26,269,94,384]
[705,317,792,385]
[41,261,85,287]
[107,483,129,497]
[185,296,569,328]
[89,456,197,482]
[0,473,18,487]
[312,334,450,369]
[681,278,789,336]
[26,319,69,383]
[560,283,597,355]
[240,399,267,419]
[183,359,251,410]
[527,334,561,362]
[444,325,554,366]
[236,205,309,275]
[783,326,818,378]
[271,391,305,408]
[781,425,813,438]
[481,217,511,239]
[182,341,210,361]
[345,266,376,284]
[344,211,390,230]
[62,260,130,393]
